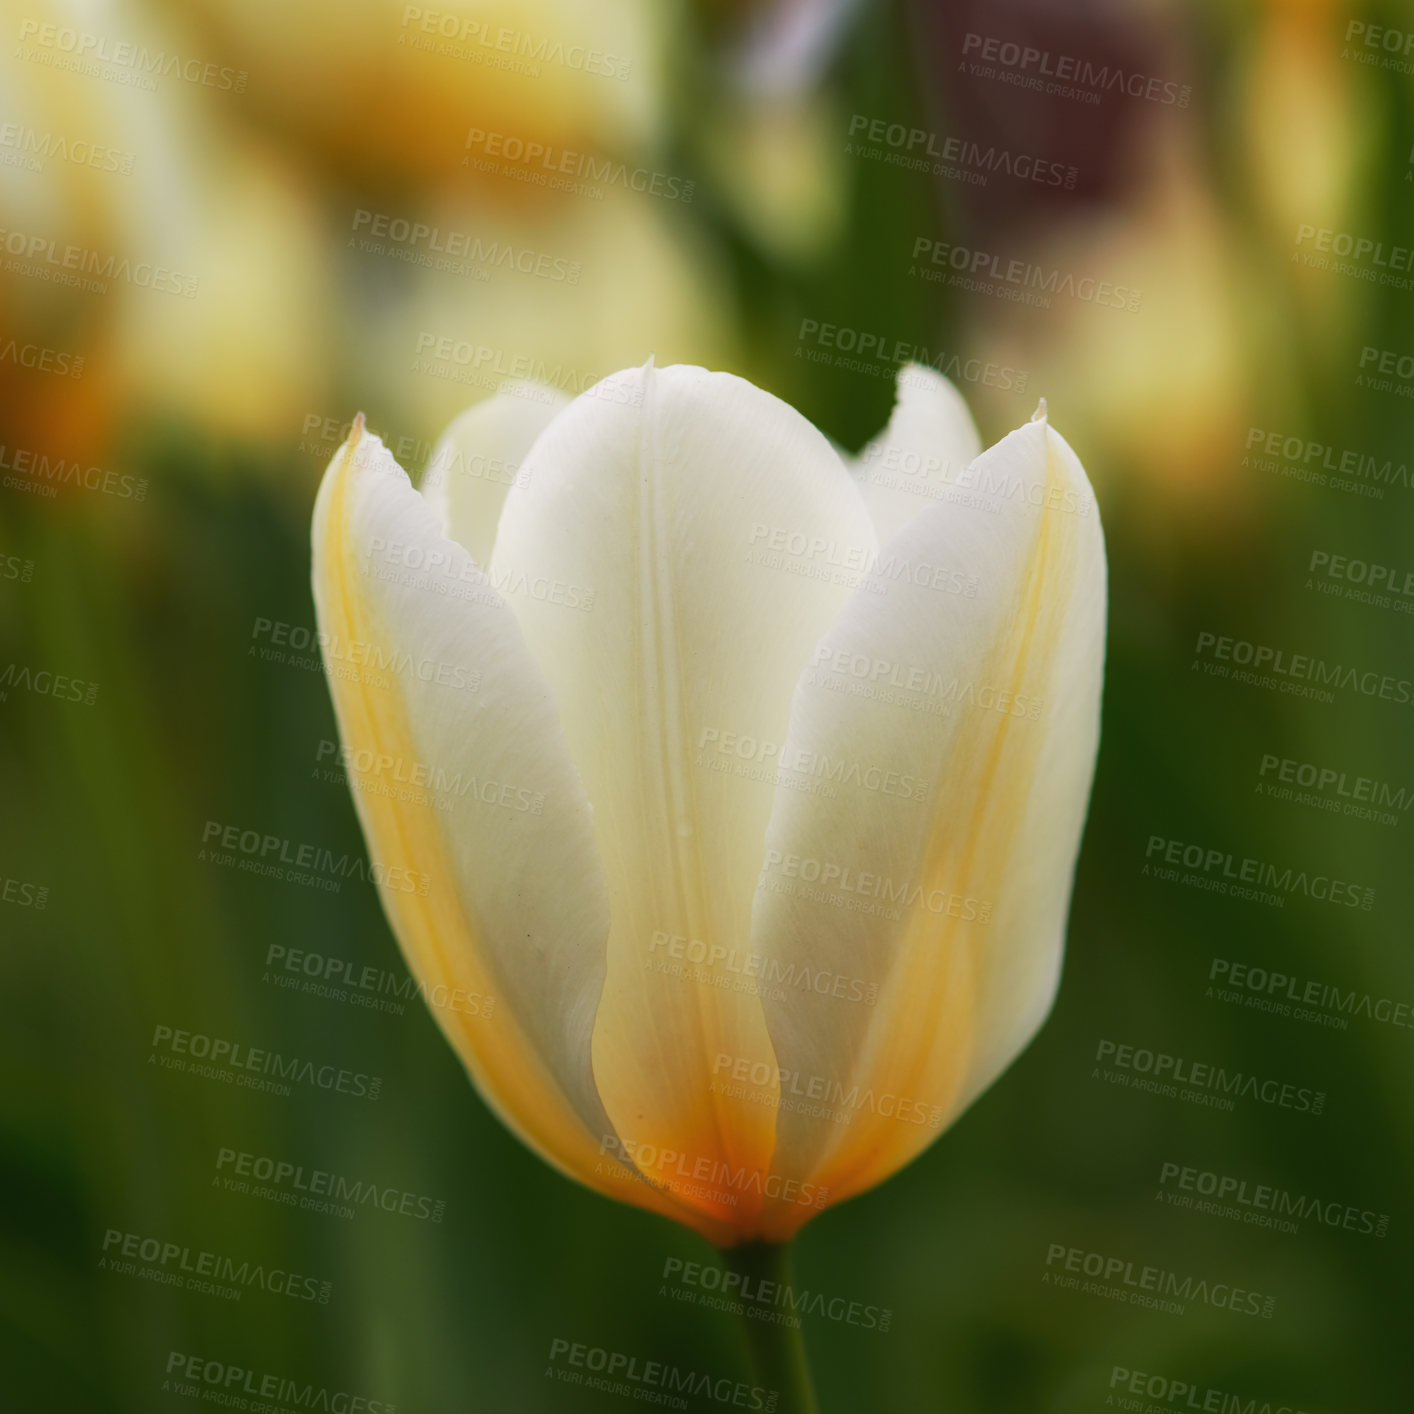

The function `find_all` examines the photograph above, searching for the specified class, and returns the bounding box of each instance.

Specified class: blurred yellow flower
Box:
[700,91,847,265]
[117,133,333,443]
[0,0,135,464]
[974,130,1258,524]
[356,185,736,438]
[174,0,664,186]
[1,0,330,454]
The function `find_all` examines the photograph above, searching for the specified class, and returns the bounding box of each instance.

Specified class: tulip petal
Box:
[490,363,876,1235]
[311,422,733,1243]
[851,364,982,543]
[752,406,1105,1240]
[420,381,569,569]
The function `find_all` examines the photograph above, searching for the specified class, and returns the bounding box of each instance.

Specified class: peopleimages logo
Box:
[250,615,480,691]
[412,332,641,410]
[1043,1243,1275,1318]
[214,1147,446,1223]
[401,8,633,82]
[1259,752,1408,805]
[709,1052,946,1130]
[795,318,1028,393]
[163,1353,395,1413]
[0,123,135,175]
[761,849,993,925]
[349,208,581,283]
[1093,1038,1326,1115]
[910,237,1142,311]
[1193,628,1414,707]
[959,33,1191,106]
[697,724,928,803]
[0,663,99,706]
[1143,833,1376,910]
[1294,223,1414,286]
[648,931,877,1006]
[101,1230,331,1304]
[662,1257,893,1333]
[14,19,249,92]
[463,129,693,202]
[809,644,1047,717]
[315,737,547,816]
[547,1338,774,1410]
[1157,1159,1389,1238]
[845,114,1077,189]
[149,1024,383,1101]
[263,942,496,1022]
[0,226,199,295]
[1307,548,1414,615]
[1243,426,1411,496]
[1208,957,1414,1035]
[0,443,148,499]
[2,875,48,909]
[1256,752,1409,825]
[746,521,979,598]
[1108,1366,1308,1414]
[1357,343,1414,394]
[200,819,432,898]
[0,337,84,376]
[599,1133,827,1210]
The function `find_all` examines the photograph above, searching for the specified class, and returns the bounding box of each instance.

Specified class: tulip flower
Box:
[311,361,1104,1405]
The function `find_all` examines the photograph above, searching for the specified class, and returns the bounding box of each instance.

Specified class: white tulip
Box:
[311,361,1106,1247]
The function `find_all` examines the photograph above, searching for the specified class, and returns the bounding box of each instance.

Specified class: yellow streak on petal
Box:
[316,427,731,1243]
[588,374,781,1239]
[762,429,1079,1241]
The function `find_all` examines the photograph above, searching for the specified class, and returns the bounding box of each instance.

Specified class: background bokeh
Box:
[3,0,1412,1409]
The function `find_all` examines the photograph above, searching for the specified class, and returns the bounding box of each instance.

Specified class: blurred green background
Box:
[3,0,1413,1409]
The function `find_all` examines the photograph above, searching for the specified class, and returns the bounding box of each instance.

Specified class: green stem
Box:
[721,1242,820,1414]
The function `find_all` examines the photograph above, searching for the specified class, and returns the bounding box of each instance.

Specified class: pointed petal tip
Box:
[1030,397,1048,424]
